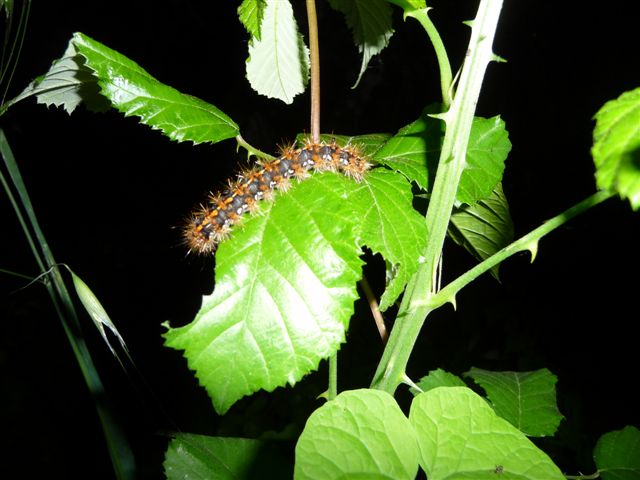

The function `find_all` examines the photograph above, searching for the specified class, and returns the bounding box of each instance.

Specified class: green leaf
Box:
[448,182,514,280]
[164,174,364,414]
[352,169,427,310]
[373,105,443,191]
[238,0,266,40]
[246,0,309,104]
[164,434,291,480]
[464,368,564,437]
[594,426,640,480]
[294,389,419,479]
[4,40,109,114]
[328,0,394,88]
[374,108,511,205]
[72,32,239,144]
[413,368,467,395]
[592,86,640,210]
[409,387,564,479]
[457,115,511,205]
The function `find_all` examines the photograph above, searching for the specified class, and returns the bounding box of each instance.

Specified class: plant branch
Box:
[306,0,321,142]
[371,0,504,394]
[406,8,453,108]
[235,134,277,161]
[425,190,614,310]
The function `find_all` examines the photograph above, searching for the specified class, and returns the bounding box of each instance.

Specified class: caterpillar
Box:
[183,139,371,254]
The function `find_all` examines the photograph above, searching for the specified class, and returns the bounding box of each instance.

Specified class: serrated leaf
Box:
[164,174,364,414]
[328,0,394,88]
[409,387,564,479]
[246,0,309,104]
[71,32,239,144]
[294,389,419,479]
[374,108,511,204]
[594,426,640,480]
[352,169,427,310]
[464,368,564,437]
[448,182,514,280]
[5,40,110,114]
[238,0,266,40]
[164,434,291,480]
[457,115,511,204]
[592,86,640,210]
[413,368,467,395]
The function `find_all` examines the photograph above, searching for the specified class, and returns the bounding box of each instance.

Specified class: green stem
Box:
[406,8,453,108]
[426,191,614,310]
[371,0,504,394]
[235,134,277,161]
[328,353,338,400]
[1,129,135,479]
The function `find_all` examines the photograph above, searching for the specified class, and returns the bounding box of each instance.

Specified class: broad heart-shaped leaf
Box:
[294,389,419,479]
[449,182,514,280]
[374,107,511,205]
[413,368,467,395]
[164,168,425,413]
[592,86,640,210]
[71,32,239,144]
[246,0,309,104]
[594,426,640,480]
[409,387,564,479]
[327,0,394,88]
[352,169,427,310]
[4,40,110,114]
[238,0,266,40]
[464,368,564,437]
[164,434,291,480]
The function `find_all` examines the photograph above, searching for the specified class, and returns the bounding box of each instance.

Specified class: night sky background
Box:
[1,1,639,478]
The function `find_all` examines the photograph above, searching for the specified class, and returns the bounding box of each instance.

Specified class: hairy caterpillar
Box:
[182,140,371,254]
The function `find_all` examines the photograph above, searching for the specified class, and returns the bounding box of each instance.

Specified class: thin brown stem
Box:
[359,277,388,344]
[306,0,321,142]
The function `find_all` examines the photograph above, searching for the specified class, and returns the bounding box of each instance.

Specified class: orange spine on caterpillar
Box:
[183,139,371,254]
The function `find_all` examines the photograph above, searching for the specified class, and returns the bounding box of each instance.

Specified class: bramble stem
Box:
[306,0,321,142]
[235,134,277,161]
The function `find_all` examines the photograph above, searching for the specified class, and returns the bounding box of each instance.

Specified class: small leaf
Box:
[164,434,291,480]
[374,108,511,205]
[238,0,266,40]
[5,40,109,114]
[164,174,364,414]
[457,115,511,205]
[413,368,467,395]
[465,368,564,437]
[352,169,427,310]
[294,389,419,479]
[328,0,394,88]
[594,426,640,480]
[592,86,640,210]
[72,32,239,144]
[409,387,564,479]
[246,0,309,104]
[448,182,514,280]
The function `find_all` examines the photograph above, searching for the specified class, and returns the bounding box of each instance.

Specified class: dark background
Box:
[1,1,638,478]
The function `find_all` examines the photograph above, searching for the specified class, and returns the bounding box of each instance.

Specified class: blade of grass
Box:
[0,128,136,479]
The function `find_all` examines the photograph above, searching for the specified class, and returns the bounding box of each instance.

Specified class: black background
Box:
[1,1,639,478]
